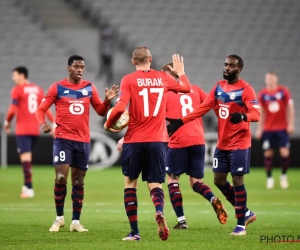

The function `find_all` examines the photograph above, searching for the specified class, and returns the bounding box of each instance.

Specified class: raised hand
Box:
[105,85,119,102]
[167,54,185,77]
[166,117,184,136]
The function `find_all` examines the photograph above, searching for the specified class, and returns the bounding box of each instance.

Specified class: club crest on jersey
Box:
[81,89,88,96]
[64,90,70,94]
[217,92,222,95]
[275,92,282,100]
[229,93,236,100]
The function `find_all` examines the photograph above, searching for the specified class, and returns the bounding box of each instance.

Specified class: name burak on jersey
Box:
[137,78,163,87]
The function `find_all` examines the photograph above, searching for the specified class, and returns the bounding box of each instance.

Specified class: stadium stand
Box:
[1,0,299,134]
[72,0,300,134]
[0,0,109,131]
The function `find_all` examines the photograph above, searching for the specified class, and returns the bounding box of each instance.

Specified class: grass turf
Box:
[0,166,299,250]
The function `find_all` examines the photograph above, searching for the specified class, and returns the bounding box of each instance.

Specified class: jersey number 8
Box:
[180,95,193,116]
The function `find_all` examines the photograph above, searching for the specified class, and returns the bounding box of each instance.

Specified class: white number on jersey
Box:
[28,93,38,114]
[213,158,218,168]
[180,95,194,116]
[139,88,164,117]
[69,103,84,115]
[59,151,65,161]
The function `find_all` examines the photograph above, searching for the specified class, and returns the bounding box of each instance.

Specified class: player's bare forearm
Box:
[105,100,126,128]
[177,75,191,93]
[182,102,211,124]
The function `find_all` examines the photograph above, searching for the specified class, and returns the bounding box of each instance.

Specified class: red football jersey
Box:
[166,85,207,148]
[258,85,292,131]
[10,83,46,135]
[38,78,109,142]
[182,79,260,150]
[119,69,191,143]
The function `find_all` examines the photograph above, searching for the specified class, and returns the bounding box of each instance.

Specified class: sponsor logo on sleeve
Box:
[251,100,259,104]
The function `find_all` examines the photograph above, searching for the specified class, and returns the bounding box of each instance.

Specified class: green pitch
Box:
[0,167,299,250]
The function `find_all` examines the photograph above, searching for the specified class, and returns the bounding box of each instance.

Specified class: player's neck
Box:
[227,78,240,84]
[18,80,29,85]
[135,65,151,71]
[67,77,81,84]
[267,85,278,91]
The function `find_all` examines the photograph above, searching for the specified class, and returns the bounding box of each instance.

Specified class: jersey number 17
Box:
[139,88,164,117]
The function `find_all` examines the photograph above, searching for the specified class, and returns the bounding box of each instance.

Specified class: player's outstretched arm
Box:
[104,100,126,133]
[104,77,130,133]
[167,101,212,136]
[91,84,119,116]
[167,86,216,136]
